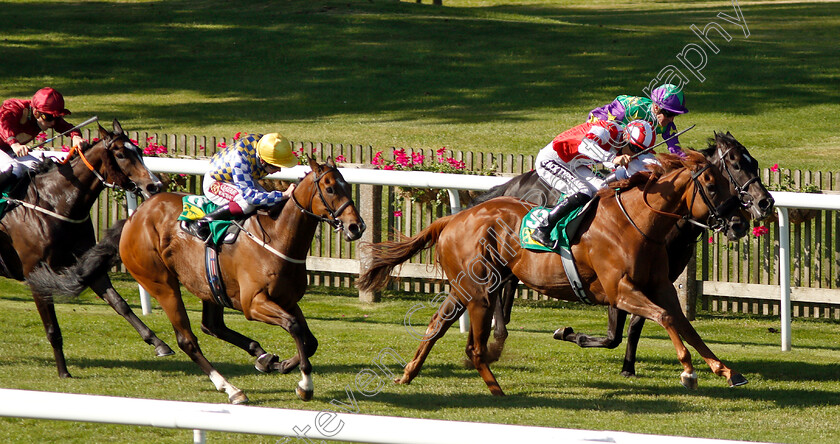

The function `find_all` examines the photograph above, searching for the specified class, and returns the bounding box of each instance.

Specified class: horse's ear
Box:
[112,119,123,135]
[326,156,336,168]
[726,131,733,137]
[308,155,320,172]
[98,124,110,140]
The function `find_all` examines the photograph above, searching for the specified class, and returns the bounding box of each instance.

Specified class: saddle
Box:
[177,196,244,309]
[520,196,598,304]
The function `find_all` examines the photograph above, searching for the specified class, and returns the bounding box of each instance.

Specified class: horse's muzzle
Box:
[344,220,366,241]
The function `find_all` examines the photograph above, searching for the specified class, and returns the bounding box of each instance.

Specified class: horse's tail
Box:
[356,215,454,292]
[27,219,127,296]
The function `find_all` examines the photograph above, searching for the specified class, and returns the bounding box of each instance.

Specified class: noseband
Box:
[291,167,354,231]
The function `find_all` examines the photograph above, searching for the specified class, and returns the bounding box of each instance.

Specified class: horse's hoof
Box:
[59,372,72,379]
[620,370,637,378]
[728,373,748,387]
[277,359,298,374]
[680,371,699,390]
[155,344,175,357]
[553,327,574,340]
[255,353,280,373]
[296,386,314,402]
[394,377,410,385]
[229,391,249,405]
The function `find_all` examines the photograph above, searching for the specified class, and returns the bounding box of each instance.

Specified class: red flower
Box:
[335,155,347,162]
[752,226,769,237]
[708,236,714,244]
[217,142,227,149]
[233,132,242,141]
[770,164,779,172]
[393,210,403,217]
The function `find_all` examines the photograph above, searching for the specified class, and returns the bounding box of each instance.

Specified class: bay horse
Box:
[1,120,172,378]
[471,132,774,377]
[30,157,365,404]
[357,151,748,395]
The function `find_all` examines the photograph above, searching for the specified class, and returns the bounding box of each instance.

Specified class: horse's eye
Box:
[706,183,717,196]
[326,187,334,194]
[115,152,126,160]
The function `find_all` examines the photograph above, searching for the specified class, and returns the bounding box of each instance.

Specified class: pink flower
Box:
[233,132,242,141]
[411,152,425,165]
[436,147,447,158]
[371,151,385,167]
[770,164,779,172]
[752,226,769,237]
[217,142,227,149]
[130,139,139,145]
[155,145,168,154]
[35,132,47,142]
[146,136,155,142]
[708,236,714,244]
[382,164,394,170]
[393,210,403,217]
[335,155,347,162]
[60,144,70,152]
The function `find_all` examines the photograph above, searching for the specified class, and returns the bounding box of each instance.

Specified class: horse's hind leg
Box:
[143,276,248,404]
[398,294,465,386]
[31,293,70,378]
[200,301,279,373]
[88,274,174,357]
[466,300,504,396]
[554,306,627,349]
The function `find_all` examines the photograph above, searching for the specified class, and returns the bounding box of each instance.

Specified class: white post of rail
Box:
[125,193,153,315]
[777,207,792,351]
[448,189,470,334]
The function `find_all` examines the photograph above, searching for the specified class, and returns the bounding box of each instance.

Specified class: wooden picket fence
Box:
[51,130,840,319]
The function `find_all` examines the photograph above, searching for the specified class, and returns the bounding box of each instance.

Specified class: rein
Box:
[291,167,354,232]
[61,144,117,189]
[617,162,738,241]
[233,221,307,264]
[716,145,760,209]
[3,198,90,223]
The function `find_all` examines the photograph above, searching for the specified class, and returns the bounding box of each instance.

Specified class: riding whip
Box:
[631,124,696,159]
[33,115,99,149]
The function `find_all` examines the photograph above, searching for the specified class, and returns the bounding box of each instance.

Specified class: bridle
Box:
[291,166,355,232]
[715,144,761,211]
[617,162,740,241]
[61,137,141,195]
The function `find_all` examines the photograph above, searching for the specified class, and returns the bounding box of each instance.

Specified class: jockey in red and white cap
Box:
[0,87,85,190]
[531,120,658,248]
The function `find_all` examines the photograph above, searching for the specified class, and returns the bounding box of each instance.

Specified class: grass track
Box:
[0,275,838,443]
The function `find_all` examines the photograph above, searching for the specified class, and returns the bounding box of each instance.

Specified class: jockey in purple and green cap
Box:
[587,83,688,155]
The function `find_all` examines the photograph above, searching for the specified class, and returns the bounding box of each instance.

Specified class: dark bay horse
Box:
[471,132,774,377]
[30,157,365,404]
[358,152,748,395]
[1,120,172,378]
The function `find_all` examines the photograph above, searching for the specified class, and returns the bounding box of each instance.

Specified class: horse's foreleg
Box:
[88,275,174,357]
[31,293,70,378]
[554,306,627,350]
[399,295,465,386]
[248,299,317,401]
[466,300,504,396]
[613,279,698,389]
[621,314,646,377]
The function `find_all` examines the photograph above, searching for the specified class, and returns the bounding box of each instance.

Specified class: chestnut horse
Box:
[470,132,774,377]
[1,120,172,378]
[30,157,365,404]
[358,152,748,395]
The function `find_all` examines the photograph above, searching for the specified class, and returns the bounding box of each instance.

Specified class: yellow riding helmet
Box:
[257,133,297,168]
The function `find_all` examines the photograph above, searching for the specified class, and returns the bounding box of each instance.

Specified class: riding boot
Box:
[531,192,590,249]
[194,204,236,241]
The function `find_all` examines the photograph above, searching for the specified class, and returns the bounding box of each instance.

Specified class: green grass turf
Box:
[0,1,838,170]
[0,274,838,443]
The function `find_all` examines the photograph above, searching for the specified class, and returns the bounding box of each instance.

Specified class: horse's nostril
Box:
[147,183,162,195]
[758,198,773,210]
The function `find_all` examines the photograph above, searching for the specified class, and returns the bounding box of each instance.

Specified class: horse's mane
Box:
[596,150,708,197]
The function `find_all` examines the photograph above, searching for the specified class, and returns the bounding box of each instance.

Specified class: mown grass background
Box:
[1,0,838,169]
[0,275,839,443]
[2,1,840,442]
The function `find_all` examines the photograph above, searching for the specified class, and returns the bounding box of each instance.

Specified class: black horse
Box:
[2,120,173,378]
[470,132,774,376]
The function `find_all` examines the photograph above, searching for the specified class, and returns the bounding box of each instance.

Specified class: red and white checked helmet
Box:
[624,120,656,151]
[583,120,624,150]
